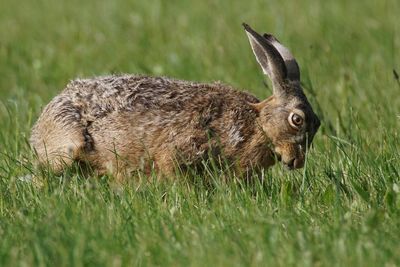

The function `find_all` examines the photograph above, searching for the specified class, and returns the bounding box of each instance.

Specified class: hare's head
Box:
[243,24,320,170]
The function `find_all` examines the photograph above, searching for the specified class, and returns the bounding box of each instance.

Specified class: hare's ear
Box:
[263,33,300,81]
[243,23,287,93]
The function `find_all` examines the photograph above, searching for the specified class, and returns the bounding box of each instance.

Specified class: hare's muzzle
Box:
[283,156,304,170]
[274,145,306,170]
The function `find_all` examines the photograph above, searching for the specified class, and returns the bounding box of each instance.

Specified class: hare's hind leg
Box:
[30,98,91,173]
[30,120,88,173]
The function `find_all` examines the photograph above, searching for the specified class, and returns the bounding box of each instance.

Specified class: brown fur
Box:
[30,25,320,179]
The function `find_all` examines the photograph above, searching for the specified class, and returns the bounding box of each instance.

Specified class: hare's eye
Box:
[288,112,304,129]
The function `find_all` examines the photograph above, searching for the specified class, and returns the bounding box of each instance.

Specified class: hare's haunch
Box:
[30,24,320,178]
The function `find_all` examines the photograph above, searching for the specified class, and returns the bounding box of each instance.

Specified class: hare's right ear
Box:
[243,23,287,93]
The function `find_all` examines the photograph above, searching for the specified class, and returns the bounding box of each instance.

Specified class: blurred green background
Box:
[0,0,399,266]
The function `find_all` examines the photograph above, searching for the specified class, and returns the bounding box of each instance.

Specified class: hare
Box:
[30,24,320,179]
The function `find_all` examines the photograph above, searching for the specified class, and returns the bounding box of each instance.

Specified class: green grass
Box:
[1,0,400,266]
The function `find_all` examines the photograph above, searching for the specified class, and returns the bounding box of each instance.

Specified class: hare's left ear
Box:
[243,23,287,92]
[263,33,300,82]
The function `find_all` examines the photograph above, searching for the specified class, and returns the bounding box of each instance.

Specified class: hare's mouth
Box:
[274,152,298,170]
[273,152,282,162]
[283,158,296,170]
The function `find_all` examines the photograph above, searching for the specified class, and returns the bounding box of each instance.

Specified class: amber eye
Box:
[288,112,304,129]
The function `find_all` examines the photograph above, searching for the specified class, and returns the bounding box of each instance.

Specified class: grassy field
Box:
[1,0,400,266]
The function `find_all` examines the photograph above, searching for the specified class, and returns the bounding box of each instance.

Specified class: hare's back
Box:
[63,74,259,121]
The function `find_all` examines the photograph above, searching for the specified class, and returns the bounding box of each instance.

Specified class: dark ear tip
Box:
[242,23,251,31]
[263,33,278,42]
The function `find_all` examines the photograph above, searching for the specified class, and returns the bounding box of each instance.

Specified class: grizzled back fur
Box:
[30,24,320,180]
